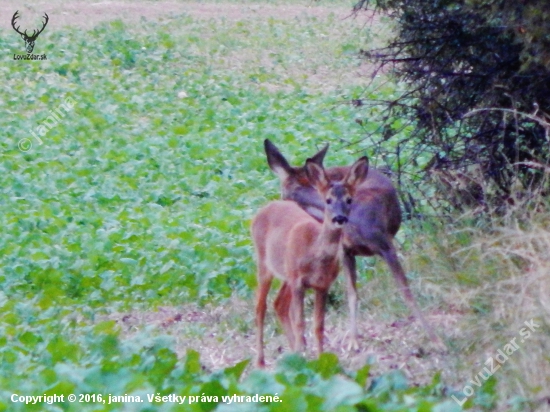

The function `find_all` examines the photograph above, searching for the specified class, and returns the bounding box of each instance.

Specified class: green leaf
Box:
[184,349,202,375]
[309,352,340,379]
[354,364,370,388]
[224,359,250,380]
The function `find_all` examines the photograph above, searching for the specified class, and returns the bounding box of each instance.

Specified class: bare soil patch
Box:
[2,0,382,92]
[104,299,462,385]
[1,1,359,30]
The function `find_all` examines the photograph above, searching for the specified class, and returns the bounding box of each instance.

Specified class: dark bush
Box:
[354,0,550,213]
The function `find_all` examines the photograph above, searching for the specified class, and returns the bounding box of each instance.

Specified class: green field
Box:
[1,1,548,411]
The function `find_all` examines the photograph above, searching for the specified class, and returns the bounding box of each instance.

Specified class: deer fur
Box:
[263,139,440,348]
[252,156,369,367]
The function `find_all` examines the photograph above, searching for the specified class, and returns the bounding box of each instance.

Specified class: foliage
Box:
[1,2,540,410]
[0,317,457,412]
[1,15,365,311]
[0,8,466,412]
[354,0,550,212]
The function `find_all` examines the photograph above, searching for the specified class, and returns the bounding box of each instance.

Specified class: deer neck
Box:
[313,216,343,259]
[304,205,324,222]
[287,189,325,222]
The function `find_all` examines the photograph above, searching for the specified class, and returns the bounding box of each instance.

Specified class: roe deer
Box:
[252,156,369,367]
[264,139,440,348]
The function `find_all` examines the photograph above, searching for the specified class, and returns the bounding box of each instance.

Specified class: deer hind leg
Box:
[380,244,442,345]
[313,289,328,356]
[255,265,273,368]
[342,250,359,350]
[274,282,295,348]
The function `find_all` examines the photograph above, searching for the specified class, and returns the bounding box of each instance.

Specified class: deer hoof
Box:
[346,334,360,351]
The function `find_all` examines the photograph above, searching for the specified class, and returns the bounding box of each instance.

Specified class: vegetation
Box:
[354,0,550,212]
[0,1,548,411]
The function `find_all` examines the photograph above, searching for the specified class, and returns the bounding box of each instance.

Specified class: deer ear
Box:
[264,139,293,180]
[305,158,329,190]
[309,144,329,166]
[345,156,369,187]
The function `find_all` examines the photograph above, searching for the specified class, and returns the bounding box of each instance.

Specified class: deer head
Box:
[305,156,369,228]
[11,11,49,54]
[264,139,328,220]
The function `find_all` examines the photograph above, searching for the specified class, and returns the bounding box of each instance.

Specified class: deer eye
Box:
[326,198,332,205]
[346,198,352,204]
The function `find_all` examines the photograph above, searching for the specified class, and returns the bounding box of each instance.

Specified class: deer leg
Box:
[274,282,295,348]
[380,245,443,346]
[342,250,359,350]
[255,270,273,368]
[313,289,327,356]
[290,285,306,353]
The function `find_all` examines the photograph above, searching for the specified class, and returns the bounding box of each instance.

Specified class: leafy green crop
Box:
[0,4,489,411]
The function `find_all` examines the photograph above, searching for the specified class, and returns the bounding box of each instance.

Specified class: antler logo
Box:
[11,10,49,53]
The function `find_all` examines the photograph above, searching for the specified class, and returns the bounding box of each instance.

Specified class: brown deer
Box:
[264,139,440,348]
[252,156,369,367]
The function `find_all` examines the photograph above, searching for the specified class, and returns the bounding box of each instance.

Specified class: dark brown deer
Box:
[11,11,49,54]
[264,139,440,348]
[252,157,369,367]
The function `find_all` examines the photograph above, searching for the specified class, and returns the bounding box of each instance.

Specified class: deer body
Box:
[252,157,368,367]
[264,140,439,347]
[256,201,341,290]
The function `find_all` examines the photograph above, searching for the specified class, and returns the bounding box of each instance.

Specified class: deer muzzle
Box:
[332,215,348,226]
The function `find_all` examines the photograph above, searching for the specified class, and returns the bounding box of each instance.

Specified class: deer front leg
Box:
[255,274,273,368]
[313,289,327,356]
[290,285,306,353]
[342,250,359,350]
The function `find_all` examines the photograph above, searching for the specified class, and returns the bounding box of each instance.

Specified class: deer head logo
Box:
[11,11,49,53]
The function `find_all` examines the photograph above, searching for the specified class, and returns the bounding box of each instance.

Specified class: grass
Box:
[1,0,549,411]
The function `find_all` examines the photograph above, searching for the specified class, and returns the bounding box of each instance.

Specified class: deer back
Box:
[264,140,402,254]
